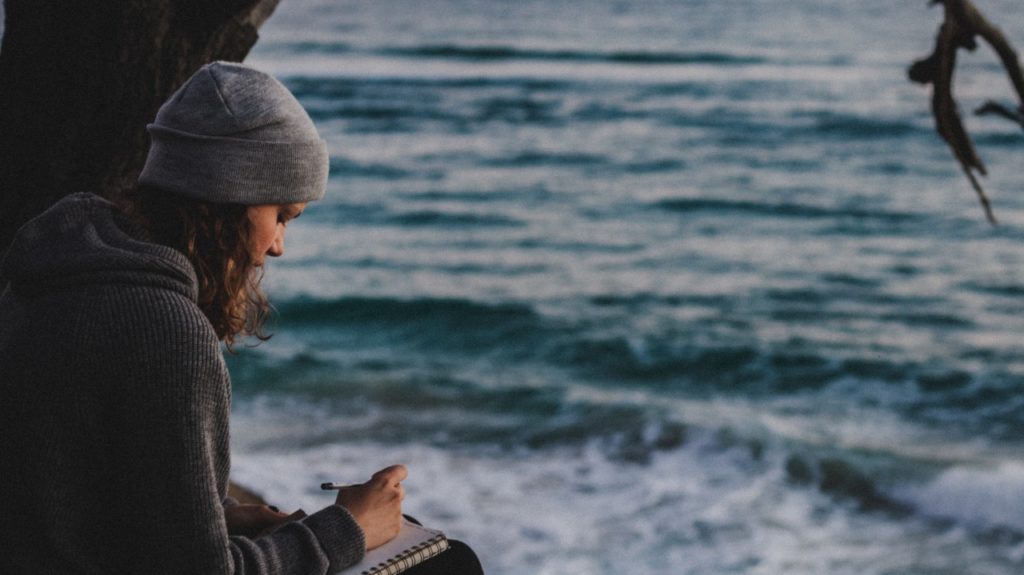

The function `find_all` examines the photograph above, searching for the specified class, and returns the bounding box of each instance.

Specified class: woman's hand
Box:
[224,504,293,538]
[336,465,407,550]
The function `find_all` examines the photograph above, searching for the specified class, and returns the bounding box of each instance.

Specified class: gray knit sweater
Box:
[0,193,365,574]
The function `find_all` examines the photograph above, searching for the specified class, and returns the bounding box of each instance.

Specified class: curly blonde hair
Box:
[127,185,271,349]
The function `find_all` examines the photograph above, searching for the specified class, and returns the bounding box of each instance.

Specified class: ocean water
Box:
[228,1,1024,573]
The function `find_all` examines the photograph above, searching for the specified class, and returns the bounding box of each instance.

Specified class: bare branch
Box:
[963,164,997,224]
[975,100,1024,128]
[909,0,1024,223]
[957,0,1024,106]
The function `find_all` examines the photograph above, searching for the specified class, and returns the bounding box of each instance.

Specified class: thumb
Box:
[372,464,409,486]
[261,505,291,519]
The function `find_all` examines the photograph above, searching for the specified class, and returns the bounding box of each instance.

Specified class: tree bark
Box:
[0,0,281,250]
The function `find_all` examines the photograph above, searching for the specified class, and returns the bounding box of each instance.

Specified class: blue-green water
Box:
[228,1,1024,572]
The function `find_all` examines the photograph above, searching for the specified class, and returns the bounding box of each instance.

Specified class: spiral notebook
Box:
[334,518,449,575]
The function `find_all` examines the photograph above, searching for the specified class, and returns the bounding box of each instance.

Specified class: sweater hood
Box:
[1,193,198,300]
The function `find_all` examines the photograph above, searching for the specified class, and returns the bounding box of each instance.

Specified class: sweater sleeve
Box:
[109,292,366,574]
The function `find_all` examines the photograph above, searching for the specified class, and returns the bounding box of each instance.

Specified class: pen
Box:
[320,482,353,491]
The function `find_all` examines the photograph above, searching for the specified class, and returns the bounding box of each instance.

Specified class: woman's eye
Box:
[277,209,301,225]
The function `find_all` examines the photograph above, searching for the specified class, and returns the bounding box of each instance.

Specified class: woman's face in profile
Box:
[246,202,306,266]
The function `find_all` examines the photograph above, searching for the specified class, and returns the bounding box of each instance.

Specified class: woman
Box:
[0,62,481,574]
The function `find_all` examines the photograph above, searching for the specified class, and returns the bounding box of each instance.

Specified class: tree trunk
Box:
[0,0,281,250]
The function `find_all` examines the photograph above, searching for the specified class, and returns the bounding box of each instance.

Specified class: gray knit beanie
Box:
[138,61,328,205]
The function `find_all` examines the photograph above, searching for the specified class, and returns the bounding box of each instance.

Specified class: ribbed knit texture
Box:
[138,61,329,205]
[0,193,365,574]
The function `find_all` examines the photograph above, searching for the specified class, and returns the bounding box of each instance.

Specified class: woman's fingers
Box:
[371,464,408,488]
[224,504,294,538]
[335,465,409,550]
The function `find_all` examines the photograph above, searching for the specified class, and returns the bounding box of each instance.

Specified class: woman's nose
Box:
[268,228,285,257]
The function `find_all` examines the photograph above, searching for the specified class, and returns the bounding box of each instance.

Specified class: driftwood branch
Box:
[909,0,1024,224]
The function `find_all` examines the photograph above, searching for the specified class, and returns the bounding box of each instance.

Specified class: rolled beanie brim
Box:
[139,125,328,205]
